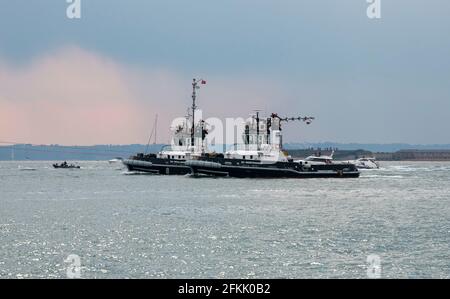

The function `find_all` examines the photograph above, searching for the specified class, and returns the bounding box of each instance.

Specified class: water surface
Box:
[0,161,449,278]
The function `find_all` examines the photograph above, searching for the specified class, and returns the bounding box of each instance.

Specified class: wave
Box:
[362,174,404,179]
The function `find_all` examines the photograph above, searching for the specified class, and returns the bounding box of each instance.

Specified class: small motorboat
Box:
[53,162,81,169]
[18,166,37,171]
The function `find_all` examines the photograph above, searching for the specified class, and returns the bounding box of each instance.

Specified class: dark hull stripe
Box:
[191,166,360,178]
[123,158,191,175]
[123,158,360,178]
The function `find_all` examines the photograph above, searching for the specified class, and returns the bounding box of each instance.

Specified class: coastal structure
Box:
[375,150,450,161]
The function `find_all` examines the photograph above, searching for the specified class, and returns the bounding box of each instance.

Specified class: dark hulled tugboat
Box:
[185,112,360,178]
[122,79,210,175]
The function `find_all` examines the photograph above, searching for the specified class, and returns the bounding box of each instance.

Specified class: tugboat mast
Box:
[255,110,261,151]
[270,113,315,149]
[191,79,197,147]
[190,78,206,147]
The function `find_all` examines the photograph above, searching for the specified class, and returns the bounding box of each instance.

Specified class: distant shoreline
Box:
[2,144,450,161]
[288,149,450,161]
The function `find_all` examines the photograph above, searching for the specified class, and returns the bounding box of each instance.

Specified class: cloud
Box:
[0,47,284,145]
[0,47,146,145]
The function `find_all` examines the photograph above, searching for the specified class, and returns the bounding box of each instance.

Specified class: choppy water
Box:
[0,161,449,279]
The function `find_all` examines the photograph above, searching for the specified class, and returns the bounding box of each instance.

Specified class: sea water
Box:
[0,161,449,278]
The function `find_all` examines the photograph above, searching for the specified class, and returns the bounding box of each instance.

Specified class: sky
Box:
[0,0,449,145]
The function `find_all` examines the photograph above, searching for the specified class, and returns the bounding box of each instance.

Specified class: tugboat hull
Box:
[122,158,190,175]
[186,159,360,179]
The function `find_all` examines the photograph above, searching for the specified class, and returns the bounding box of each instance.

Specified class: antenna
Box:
[271,113,315,126]
[145,113,158,154]
[153,114,158,144]
[191,78,206,147]
[252,110,262,151]
[269,113,315,149]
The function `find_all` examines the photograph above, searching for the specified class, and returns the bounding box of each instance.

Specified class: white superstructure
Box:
[294,151,335,165]
[157,114,209,160]
[224,112,314,163]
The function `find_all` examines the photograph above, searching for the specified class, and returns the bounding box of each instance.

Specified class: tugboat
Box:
[53,161,81,169]
[122,79,210,174]
[185,112,360,178]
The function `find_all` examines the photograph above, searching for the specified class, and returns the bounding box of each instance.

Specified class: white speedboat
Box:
[351,157,379,169]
